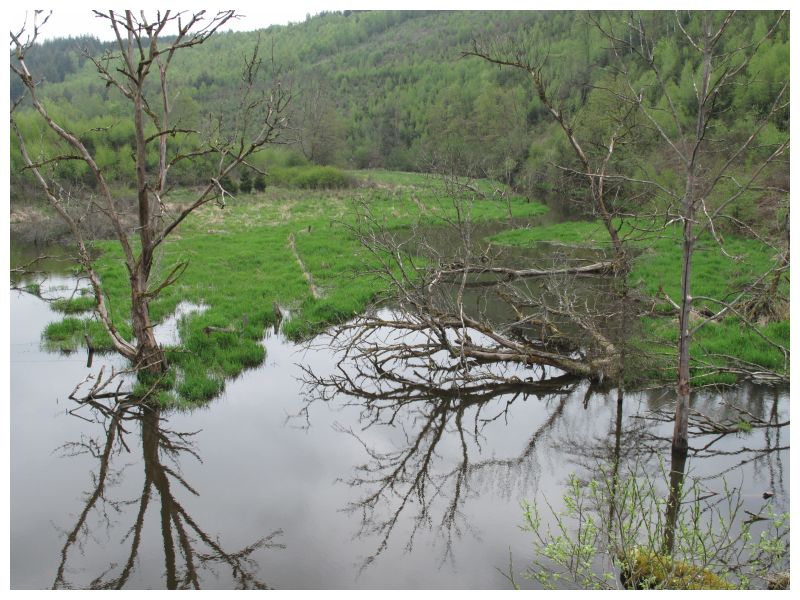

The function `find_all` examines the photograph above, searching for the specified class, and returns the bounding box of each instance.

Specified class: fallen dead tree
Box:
[330,200,637,387]
[288,232,323,299]
[436,260,616,280]
[321,305,621,384]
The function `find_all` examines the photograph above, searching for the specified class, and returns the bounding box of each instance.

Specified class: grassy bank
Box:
[44,170,547,406]
[490,221,789,385]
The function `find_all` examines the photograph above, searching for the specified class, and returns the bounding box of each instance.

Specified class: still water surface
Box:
[10,270,789,589]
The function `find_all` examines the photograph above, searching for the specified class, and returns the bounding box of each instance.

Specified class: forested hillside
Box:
[10,10,789,231]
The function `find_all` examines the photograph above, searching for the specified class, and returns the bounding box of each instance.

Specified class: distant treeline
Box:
[10,10,788,215]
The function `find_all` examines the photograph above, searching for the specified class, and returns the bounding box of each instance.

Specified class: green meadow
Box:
[42,173,787,402]
[45,171,547,405]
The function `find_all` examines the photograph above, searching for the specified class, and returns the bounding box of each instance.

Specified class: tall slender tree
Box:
[591,10,789,450]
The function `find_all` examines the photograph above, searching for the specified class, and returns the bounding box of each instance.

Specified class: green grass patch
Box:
[43,317,117,353]
[22,282,41,296]
[491,220,612,247]
[491,219,789,384]
[43,170,548,405]
[51,295,97,314]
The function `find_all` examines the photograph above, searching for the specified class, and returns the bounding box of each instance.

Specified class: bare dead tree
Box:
[464,35,647,268]
[10,10,291,379]
[467,12,789,452]
[298,192,647,567]
[293,73,347,165]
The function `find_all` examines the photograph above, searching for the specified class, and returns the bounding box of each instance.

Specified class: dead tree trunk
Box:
[673,173,698,450]
[10,11,290,386]
[674,15,720,451]
[131,281,166,373]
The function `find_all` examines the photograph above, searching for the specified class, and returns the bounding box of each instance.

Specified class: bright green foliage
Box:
[12,10,787,229]
[519,462,789,590]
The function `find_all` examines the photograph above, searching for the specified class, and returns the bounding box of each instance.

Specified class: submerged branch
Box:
[437,260,616,280]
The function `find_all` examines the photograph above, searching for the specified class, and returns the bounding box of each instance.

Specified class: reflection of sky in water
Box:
[152,300,209,347]
[9,279,789,589]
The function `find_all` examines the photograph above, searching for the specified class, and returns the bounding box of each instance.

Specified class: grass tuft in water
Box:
[51,296,97,314]
[43,317,116,353]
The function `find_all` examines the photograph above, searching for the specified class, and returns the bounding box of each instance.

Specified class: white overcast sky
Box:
[7,2,583,41]
[7,5,337,41]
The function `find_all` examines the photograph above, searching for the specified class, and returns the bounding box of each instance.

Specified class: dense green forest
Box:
[10,10,788,232]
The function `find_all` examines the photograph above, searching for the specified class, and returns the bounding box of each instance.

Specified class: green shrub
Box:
[283,151,309,167]
[295,165,354,189]
[519,462,789,590]
[253,173,266,192]
[269,165,355,189]
[239,168,253,193]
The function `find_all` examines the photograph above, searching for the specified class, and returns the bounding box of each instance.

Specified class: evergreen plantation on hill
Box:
[11,10,788,240]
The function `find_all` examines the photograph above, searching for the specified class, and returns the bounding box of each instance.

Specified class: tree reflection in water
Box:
[530,384,788,587]
[302,337,585,570]
[303,328,788,584]
[52,396,283,590]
